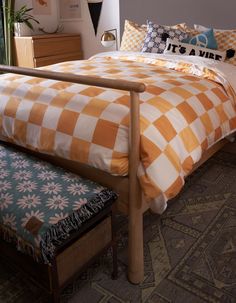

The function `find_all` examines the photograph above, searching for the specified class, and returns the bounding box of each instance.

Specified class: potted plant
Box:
[4,5,40,37]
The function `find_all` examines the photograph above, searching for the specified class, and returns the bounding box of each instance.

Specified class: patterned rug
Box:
[1,147,236,303]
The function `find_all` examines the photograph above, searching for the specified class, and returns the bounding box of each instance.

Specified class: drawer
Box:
[56,216,112,286]
[34,52,83,67]
[33,35,81,58]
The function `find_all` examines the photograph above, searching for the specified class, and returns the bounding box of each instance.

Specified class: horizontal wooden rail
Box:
[0,65,146,93]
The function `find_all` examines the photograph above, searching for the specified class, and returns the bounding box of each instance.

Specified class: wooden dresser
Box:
[14,33,83,68]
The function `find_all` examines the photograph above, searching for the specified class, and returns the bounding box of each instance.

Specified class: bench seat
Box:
[0,143,118,302]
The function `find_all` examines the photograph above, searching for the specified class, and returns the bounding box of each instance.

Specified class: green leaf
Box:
[24,20,33,30]
[3,4,39,31]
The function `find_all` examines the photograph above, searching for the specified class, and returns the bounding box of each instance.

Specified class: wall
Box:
[15,0,58,33]
[120,0,236,31]
[15,0,120,59]
[62,0,120,59]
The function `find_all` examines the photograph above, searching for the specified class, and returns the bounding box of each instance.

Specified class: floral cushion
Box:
[0,143,117,264]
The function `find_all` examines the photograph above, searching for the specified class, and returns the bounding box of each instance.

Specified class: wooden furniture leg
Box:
[128,91,144,284]
[50,261,60,303]
[128,192,144,284]
[111,210,118,280]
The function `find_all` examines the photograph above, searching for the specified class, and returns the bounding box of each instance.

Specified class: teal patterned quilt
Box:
[0,143,117,264]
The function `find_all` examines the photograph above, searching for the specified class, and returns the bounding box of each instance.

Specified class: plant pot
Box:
[14,22,32,37]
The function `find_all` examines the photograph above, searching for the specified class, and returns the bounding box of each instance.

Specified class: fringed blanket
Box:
[0,143,117,264]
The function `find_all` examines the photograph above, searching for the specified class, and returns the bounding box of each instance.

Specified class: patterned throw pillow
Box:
[214,31,236,65]
[194,24,236,32]
[164,38,226,61]
[182,28,218,50]
[176,24,199,36]
[120,20,147,52]
[141,21,188,53]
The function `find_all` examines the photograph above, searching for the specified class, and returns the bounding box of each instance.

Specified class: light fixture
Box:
[101,29,118,50]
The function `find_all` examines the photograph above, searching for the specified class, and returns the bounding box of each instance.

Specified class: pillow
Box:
[182,28,218,50]
[164,38,226,61]
[194,24,236,32]
[214,30,236,65]
[119,20,187,52]
[177,25,236,65]
[141,21,188,53]
[120,20,147,52]
[176,24,200,37]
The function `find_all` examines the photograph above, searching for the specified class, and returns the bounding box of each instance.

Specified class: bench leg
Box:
[50,261,61,303]
[111,240,118,280]
[51,292,60,303]
[128,194,144,284]
[111,210,118,280]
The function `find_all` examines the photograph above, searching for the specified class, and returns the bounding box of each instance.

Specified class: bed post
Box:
[128,91,144,284]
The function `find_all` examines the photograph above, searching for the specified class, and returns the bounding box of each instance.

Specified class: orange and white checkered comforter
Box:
[0,52,236,213]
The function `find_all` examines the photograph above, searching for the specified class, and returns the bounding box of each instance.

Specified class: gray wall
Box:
[120,0,236,32]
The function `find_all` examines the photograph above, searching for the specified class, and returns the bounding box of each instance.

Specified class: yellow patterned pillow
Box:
[214,31,236,65]
[120,20,147,52]
[177,24,199,36]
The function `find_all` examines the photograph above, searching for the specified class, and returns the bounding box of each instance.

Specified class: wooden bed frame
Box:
[0,64,228,285]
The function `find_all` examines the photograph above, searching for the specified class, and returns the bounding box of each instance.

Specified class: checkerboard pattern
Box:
[120,20,147,52]
[177,24,199,36]
[214,30,236,65]
[0,53,236,211]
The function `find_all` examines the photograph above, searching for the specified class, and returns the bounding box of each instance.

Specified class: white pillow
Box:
[164,38,226,61]
[194,24,233,32]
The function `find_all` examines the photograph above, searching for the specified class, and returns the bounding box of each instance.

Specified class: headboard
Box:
[120,0,236,31]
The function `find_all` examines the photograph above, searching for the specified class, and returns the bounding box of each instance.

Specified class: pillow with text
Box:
[164,38,226,61]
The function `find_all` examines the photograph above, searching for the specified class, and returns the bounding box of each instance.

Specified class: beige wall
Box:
[120,0,236,31]
[15,0,120,59]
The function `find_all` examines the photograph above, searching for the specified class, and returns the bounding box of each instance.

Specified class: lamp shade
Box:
[101,31,116,48]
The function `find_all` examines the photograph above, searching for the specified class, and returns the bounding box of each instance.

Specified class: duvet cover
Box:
[0,51,236,213]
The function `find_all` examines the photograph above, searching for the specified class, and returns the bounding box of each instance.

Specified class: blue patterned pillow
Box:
[183,28,218,50]
[141,21,188,53]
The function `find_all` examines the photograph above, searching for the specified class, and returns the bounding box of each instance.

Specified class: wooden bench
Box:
[0,143,118,302]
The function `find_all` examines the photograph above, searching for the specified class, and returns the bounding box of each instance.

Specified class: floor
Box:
[1,141,236,303]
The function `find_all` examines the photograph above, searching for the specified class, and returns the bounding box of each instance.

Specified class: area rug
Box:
[1,147,236,303]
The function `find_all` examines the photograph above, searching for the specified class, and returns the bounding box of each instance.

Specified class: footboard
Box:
[0,64,146,284]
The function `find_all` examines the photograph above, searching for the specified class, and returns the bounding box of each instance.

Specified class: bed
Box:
[0,46,236,284]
